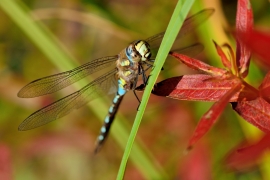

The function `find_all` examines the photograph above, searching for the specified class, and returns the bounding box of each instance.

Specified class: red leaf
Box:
[152,74,257,102]
[213,41,232,70]
[169,52,227,76]
[236,0,253,34]
[236,0,253,78]
[238,30,270,67]
[187,81,242,149]
[259,71,270,103]
[226,133,270,171]
[232,97,270,133]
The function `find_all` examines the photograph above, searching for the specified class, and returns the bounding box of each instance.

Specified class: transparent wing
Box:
[149,43,204,62]
[145,9,214,48]
[18,69,118,131]
[171,43,204,57]
[18,55,118,98]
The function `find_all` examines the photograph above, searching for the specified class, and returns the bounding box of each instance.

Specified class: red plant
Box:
[225,133,270,171]
[152,0,270,154]
[224,3,270,171]
[237,29,270,68]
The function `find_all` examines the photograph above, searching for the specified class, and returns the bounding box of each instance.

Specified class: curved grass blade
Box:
[117,0,196,179]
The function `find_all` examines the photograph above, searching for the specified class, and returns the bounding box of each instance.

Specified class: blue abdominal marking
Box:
[109,105,114,113]
[104,116,110,123]
[113,95,120,103]
[101,127,106,133]
[98,135,104,141]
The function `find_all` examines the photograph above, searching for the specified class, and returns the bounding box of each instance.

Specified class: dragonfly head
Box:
[126,40,151,62]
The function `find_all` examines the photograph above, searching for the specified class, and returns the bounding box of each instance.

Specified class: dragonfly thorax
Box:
[125,40,151,62]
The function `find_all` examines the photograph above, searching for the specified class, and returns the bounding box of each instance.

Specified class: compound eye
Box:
[133,53,141,59]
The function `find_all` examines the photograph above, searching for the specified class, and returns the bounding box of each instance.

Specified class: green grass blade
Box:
[0,0,166,179]
[117,0,196,179]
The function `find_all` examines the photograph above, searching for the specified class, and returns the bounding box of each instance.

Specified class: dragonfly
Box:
[18,9,214,153]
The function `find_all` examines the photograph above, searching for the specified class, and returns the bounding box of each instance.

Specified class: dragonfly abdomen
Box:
[95,91,125,153]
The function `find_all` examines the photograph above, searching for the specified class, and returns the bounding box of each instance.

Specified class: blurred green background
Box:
[0,0,270,179]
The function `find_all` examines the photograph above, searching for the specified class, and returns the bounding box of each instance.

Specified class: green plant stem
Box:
[117,0,195,179]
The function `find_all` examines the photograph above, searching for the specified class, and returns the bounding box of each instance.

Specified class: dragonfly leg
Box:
[133,90,141,103]
[139,62,153,75]
[135,72,151,91]
[132,90,142,111]
[133,66,153,111]
[133,64,149,110]
[144,60,164,71]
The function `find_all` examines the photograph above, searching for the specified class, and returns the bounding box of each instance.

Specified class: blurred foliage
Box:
[0,0,269,179]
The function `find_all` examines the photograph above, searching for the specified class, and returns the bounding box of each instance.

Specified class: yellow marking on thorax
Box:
[123,70,131,76]
[120,60,130,66]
